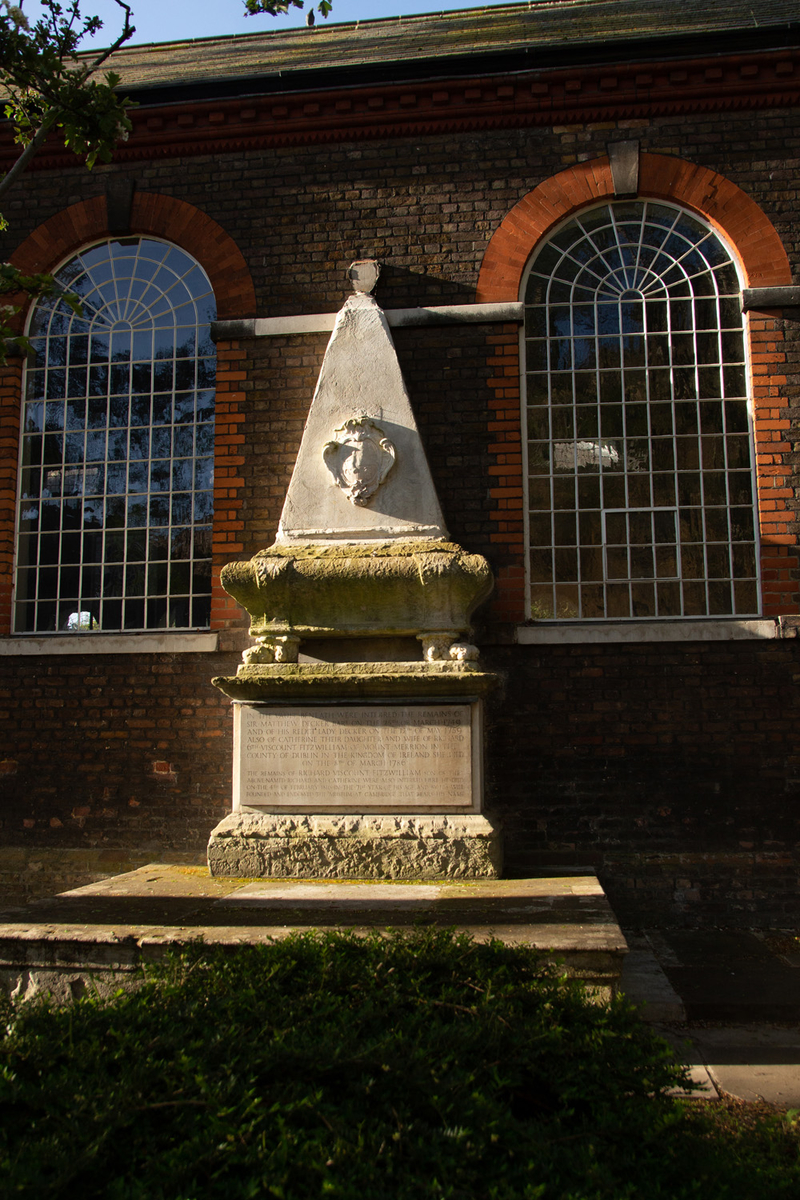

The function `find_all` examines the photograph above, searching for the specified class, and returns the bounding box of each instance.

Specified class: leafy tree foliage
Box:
[0,0,135,203]
[4,931,799,1198]
[0,0,135,356]
[0,0,333,359]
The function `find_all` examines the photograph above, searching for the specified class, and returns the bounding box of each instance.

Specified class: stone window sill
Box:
[516,619,781,645]
[0,632,219,656]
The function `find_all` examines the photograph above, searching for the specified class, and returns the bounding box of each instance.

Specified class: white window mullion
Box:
[15,238,217,635]
[521,200,757,623]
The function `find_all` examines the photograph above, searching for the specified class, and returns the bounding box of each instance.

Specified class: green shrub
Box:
[0,929,798,1198]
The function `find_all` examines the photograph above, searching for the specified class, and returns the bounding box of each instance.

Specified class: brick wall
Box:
[485,639,800,926]
[5,111,798,305]
[0,104,798,921]
[0,846,204,907]
[0,651,241,861]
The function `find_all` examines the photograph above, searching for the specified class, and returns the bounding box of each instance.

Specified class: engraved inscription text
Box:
[235,704,476,811]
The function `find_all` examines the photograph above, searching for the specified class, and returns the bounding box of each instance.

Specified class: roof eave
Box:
[115,23,800,107]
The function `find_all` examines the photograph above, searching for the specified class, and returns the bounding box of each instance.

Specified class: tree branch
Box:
[0,0,135,205]
[0,111,57,202]
[82,0,134,78]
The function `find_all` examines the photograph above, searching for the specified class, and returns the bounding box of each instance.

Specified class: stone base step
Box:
[208,812,503,880]
[0,865,627,1005]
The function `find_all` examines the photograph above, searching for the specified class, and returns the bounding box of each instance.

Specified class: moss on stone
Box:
[254,540,465,560]
[212,661,503,702]
[219,539,494,642]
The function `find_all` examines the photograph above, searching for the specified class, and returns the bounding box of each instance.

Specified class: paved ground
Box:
[620,929,800,1107]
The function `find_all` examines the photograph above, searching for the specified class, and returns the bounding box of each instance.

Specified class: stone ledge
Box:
[207,811,503,880]
[0,866,628,1003]
[0,632,219,657]
[213,660,503,701]
[517,619,777,644]
[742,285,800,311]
[211,302,523,340]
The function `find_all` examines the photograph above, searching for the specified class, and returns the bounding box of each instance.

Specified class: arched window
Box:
[15,237,216,633]
[523,201,758,621]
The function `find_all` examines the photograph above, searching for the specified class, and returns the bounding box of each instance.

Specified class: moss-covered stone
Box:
[212,661,503,702]
[219,540,494,642]
[207,812,503,880]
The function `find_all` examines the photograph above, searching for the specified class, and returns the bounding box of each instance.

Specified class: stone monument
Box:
[208,261,502,879]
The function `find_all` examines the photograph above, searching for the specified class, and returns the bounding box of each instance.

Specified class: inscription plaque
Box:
[234,703,481,812]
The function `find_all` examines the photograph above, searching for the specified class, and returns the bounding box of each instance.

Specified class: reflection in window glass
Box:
[15,238,216,633]
[524,202,758,620]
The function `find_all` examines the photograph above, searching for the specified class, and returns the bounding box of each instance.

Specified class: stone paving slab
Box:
[692,1025,800,1107]
[620,932,686,1022]
[650,1025,800,1108]
[706,1061,800,1107]
[665,1062,719,1102]
[644,929,800,1022]
[620,931,800,1108]
[0,864,627,1004]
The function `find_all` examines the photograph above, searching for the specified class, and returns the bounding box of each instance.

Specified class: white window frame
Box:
[12,236,217,639]
[519,200,761,631]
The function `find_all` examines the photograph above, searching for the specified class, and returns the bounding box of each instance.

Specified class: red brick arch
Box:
[477,153,792,302]
[11,192,256,319]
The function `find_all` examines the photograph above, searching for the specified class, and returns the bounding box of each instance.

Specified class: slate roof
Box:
[100,1,799,96]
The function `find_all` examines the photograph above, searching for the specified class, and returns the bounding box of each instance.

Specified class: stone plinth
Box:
[207,813,502,880]
[208,661,503,880]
